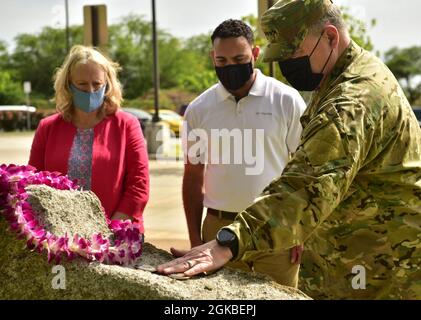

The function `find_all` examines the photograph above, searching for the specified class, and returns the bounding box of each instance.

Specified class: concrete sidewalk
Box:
[0,131,190,252]
[145,160,190,251]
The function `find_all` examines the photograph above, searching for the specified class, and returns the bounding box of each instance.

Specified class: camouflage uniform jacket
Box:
[224,41,421,299]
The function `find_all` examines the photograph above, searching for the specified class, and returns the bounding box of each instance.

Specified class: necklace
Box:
[0,164,143,265]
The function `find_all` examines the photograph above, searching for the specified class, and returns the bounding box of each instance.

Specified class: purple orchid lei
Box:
[0,164,143,265]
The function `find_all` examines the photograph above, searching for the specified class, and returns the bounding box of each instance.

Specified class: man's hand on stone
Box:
[157,240,232,277]
[169,247,189,258]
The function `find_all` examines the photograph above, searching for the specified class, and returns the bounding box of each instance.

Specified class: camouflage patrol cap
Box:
[261,0,334,62]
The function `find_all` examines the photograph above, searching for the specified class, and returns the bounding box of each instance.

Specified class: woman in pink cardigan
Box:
[29,45,149,233]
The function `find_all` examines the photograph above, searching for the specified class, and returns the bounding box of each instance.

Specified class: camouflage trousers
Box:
[299,244,421,300]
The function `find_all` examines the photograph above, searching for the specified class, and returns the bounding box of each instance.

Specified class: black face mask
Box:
[215,61,254,91]
[279,32,333,91]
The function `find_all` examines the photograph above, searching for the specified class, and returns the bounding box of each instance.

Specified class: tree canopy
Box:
[385,46,421,105]
[3,9,417,110]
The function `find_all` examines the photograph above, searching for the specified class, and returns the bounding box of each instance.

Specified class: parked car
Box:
[147,109,183,137]
[0,105,37,131]
[122,107,152,134]
[412,106,421,127]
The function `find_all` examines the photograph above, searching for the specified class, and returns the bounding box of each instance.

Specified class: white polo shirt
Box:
[183,69,306,212]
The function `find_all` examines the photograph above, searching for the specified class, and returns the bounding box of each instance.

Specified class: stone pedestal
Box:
[0,184,311,300]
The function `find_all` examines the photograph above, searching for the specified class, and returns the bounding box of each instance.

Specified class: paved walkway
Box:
[0,131,190,252]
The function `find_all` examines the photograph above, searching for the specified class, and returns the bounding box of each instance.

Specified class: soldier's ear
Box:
[325,25,339,49]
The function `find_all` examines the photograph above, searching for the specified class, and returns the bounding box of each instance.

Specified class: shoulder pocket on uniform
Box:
[301,112,330,143]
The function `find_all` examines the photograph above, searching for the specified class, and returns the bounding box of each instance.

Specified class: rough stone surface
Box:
[26,185,112,239]
[0,186,311,300]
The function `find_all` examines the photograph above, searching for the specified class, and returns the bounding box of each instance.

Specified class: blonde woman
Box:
[29,45,149,231]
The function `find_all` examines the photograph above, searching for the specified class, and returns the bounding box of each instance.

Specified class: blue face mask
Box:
[70,84,106,113]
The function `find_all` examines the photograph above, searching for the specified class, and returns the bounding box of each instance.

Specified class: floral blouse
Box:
[67,128,94,190]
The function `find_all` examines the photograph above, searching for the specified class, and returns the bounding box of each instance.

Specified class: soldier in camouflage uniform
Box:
[158,0,420,300]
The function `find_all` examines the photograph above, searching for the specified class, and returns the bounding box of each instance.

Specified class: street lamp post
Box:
[65,0,70,52]
[152,0,160,122]
[23,81,31,130]
[267,0,274,77]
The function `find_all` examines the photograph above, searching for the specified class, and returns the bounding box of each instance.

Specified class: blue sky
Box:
[0,0,420,54]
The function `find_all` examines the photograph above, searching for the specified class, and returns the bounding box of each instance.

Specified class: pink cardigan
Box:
[28,111,149,233]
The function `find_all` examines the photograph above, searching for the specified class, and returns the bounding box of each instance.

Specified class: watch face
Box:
[218,230,235,243]
[217,229,239,257]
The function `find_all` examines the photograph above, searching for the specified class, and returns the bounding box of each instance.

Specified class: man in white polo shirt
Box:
[178,19,306,287]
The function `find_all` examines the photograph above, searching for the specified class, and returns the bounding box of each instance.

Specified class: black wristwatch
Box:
[216,229,239,259]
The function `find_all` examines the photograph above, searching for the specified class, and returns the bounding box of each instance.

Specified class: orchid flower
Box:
[0,164,143,265]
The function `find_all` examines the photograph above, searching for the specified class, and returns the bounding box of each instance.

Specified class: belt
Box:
[207,208,238,220]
